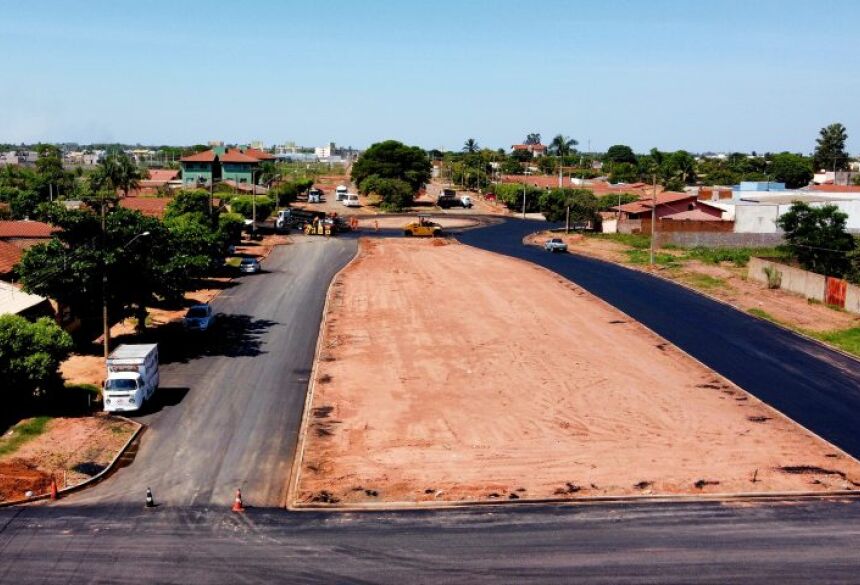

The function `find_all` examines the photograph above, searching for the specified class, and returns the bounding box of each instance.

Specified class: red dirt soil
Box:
[294,238,860,506]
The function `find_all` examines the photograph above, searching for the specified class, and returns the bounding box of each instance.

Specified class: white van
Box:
[103,344,159,413]
[335,185,348,201]
[342,193,360,207]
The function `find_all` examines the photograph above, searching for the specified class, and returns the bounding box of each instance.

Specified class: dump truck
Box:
[403,216,442,237]
[103,344,159,413]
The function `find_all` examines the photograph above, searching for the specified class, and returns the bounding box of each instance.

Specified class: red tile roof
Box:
[241,147,275,161]
[0,220,58,238]
[180,150,218,162]
[119,197,170,218]
[611,192,695,213]
[809,184,860,193]
[148,169,180,181]
[220,149,262,163]
[0,240,22,275]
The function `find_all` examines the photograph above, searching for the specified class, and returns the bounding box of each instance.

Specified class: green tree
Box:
[769,153,813,189]
[776,202,855,276]
[90,152,143,197]
[524,133,541,145]
[358,176,414,211]
[229,195,274,220]
[350,140,431,193]
[549,134,578,157]
[493,183,543,212]
[463,138,479,153]
[605,145,637,165]
[0,315,73,402]
[608,162,639,184]
[19,207,189,334]
[539,188,599,225]
[813,123,849,172]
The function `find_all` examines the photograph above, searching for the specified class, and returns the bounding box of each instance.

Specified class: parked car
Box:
[544,238,568,253]
[183,304,216,331]
[342,193,360,207]
[460,195,473,208]
[239,257,261,273]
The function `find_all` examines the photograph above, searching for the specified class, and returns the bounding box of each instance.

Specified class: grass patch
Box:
[679,273,727,290]
[807,328,860,357]
[625,249,680,267]
[0,416,53,458]
[589,233,651,249]
[747,308,778,322]
[685,246,789,267]
[225,257,241,268]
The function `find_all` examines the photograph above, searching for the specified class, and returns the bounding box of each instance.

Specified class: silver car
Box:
[239,257,261,273]
[544,238,568,253]
[183,304,216,331]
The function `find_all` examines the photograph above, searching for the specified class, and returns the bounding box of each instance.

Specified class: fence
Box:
[748,258,860,314]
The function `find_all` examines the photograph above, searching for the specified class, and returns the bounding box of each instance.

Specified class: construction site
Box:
[292,237,860,506]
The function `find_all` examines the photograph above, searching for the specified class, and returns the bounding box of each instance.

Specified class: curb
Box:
[284,238,361,509]
[0,415,143,508]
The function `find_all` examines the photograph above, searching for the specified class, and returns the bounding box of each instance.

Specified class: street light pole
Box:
[102,230,151,360]
[522,180,527,220]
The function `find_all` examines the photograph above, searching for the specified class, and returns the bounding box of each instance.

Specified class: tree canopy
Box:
[351,140,431,194]
[605,145,637,165]
[0,315,72,402]
[769,153,813,189]
[549,135,578,157]
[776,202,855,276]
[813,123,849,172]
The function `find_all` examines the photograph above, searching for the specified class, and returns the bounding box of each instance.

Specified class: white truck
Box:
[335,185,348,201]
[103,344,160,413]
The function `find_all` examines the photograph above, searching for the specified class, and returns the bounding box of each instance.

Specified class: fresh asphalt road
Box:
[459,219,860,459]
[3,500,860,583]
[3,220,860,583]
[69,236,357,508]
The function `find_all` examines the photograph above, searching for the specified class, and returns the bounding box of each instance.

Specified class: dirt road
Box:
[294,238,860,505]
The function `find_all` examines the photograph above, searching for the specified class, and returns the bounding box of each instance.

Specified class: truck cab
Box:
[335,185,348,201]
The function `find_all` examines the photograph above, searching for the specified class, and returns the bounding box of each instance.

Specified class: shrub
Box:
[229,195,274,220]
[0,315,73,402]
[763,265,782,289]
[359,176,413,211]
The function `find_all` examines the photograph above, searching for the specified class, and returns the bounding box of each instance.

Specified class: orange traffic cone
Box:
[49,478,58,501]
[232,489,245,513]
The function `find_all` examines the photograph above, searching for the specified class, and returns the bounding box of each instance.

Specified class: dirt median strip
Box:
[291,238,860,508]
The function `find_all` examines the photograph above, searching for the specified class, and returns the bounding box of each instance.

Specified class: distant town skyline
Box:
[1,0,857,154]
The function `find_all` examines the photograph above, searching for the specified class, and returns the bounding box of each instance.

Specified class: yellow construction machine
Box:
[403,216,442,237]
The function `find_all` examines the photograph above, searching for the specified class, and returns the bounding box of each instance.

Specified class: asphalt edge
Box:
[284,238,362,509]
[0,415,143,508]
[539,230,860,366]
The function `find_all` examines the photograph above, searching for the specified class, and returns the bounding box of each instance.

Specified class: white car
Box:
[342,193,360,207]
[460,195,473,208]
[183,304,216,332]
[335,185,348,201]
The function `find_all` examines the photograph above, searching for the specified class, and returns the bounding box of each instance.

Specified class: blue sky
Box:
[0,0,857,153]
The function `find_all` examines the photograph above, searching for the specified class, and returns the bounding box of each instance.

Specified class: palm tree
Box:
[463,138,479,153]
[549,134,578,157]
[92,152,143,197]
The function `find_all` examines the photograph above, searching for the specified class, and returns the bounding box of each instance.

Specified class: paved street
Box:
[68,236,357,508]
[3,220,860,583]
[3,499,860,583]
[459,220,860,459]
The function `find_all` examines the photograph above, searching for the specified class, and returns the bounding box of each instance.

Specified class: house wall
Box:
[222,163,254,183]
[181,162,215,186]
[734,205,780,233]
[642,219,734,234]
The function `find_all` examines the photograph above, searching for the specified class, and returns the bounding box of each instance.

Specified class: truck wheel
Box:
[404,230,412,237]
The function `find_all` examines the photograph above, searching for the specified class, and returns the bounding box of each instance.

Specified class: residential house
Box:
[611,192,724,234]
[511,143,547,157]
[0,281,53,320]
[0,220,58,251]
[0,240,22,281]
[179,146,275,188]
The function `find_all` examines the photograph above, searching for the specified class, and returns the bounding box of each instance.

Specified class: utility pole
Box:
[101,194,109,360]
[649,172,657,266]
[522,180,527,220]
[565,204,570,234]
